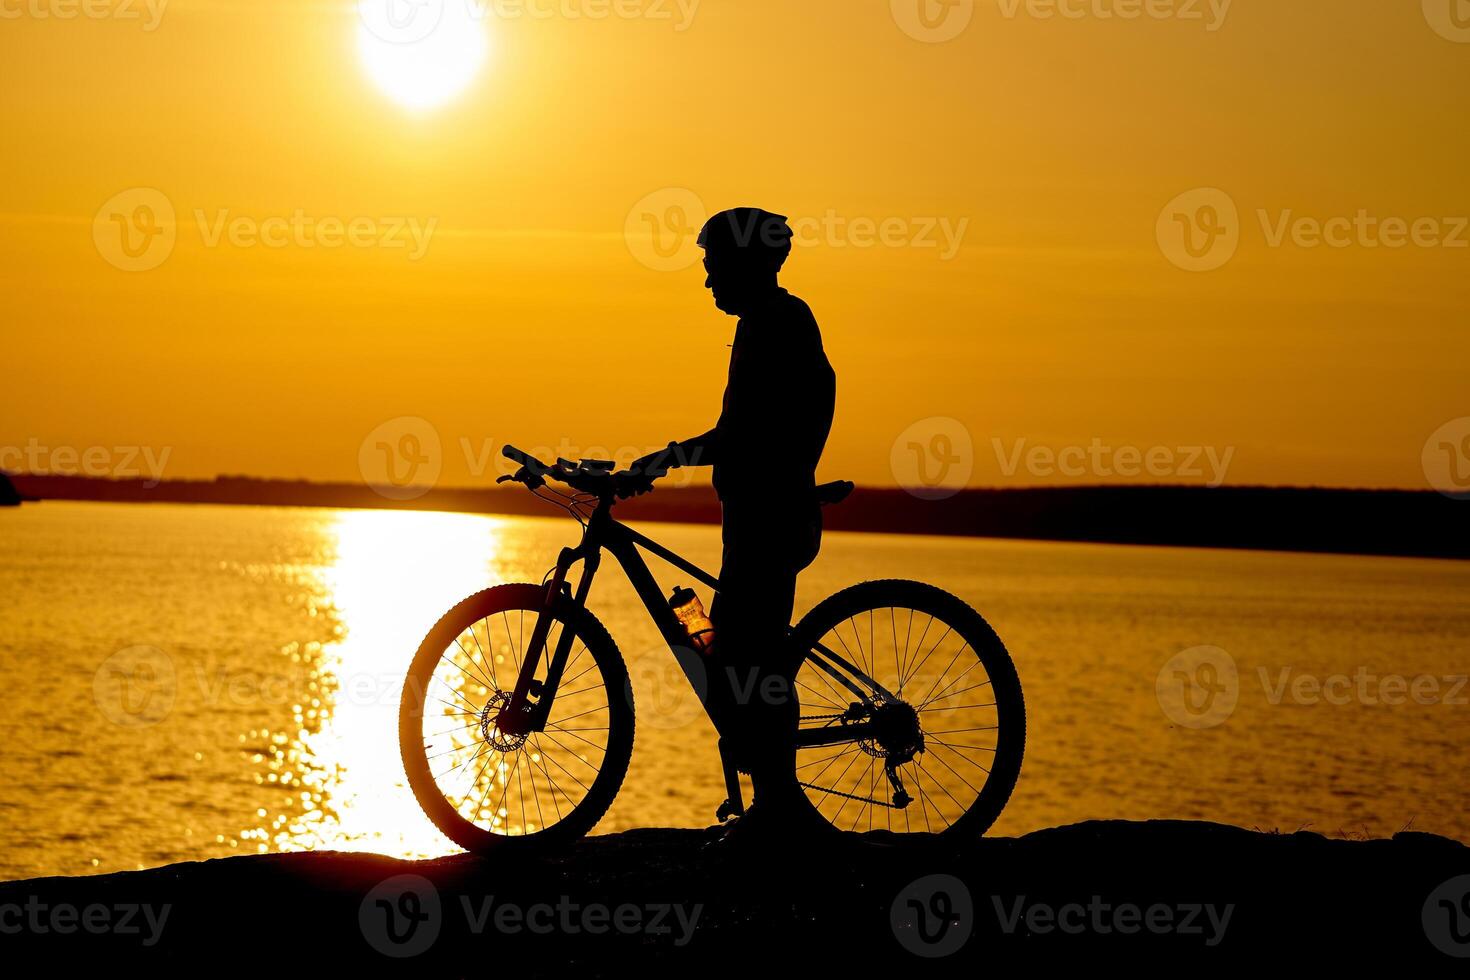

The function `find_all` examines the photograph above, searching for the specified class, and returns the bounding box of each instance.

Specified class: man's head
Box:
[698,207,793,316]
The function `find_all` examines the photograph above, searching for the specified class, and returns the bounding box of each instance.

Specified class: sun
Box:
[356,1,489,111]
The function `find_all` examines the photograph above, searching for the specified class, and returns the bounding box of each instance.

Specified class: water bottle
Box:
[668,586,716,655]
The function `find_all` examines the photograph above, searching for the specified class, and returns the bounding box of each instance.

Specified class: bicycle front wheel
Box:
[399,584,634,852]
[790,579,1025,839]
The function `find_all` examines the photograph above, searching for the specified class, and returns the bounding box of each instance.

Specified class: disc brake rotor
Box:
[479,691,527,752]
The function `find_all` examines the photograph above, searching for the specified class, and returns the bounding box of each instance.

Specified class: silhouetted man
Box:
[633,207,836,837]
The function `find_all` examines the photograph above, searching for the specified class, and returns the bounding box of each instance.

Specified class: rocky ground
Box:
[2,820,1468,973]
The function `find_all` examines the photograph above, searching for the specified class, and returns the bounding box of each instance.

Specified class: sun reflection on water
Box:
[247,509,511,859]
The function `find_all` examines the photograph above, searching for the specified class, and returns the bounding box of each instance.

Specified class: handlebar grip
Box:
[502,445,542,471]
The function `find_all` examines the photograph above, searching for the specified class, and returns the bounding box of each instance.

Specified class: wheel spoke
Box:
[792,589,1022,842]
[410,596,626,843]
[926,736,993,775]
[921,673,992,709]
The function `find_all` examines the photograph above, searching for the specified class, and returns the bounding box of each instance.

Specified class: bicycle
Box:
[399,445,1025,851]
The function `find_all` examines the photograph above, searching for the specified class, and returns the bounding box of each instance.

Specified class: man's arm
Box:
[671,427,719,468]
[631,426,719,478]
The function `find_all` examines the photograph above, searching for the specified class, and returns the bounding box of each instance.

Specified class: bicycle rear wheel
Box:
[790,579,1025,839]
[399,584,634,852]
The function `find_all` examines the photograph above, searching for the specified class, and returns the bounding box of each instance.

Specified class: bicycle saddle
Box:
[815,480,854,506]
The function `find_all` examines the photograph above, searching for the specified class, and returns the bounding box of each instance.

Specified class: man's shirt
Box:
[711,288,835,506]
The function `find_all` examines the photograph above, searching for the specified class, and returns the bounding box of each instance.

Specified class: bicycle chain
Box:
[797,779,896,809]
[797,713,895,808]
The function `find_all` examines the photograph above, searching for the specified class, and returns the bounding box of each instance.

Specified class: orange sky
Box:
[2,0,1468,492]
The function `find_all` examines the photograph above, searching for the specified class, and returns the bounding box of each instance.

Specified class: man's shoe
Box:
[707,798,841,850]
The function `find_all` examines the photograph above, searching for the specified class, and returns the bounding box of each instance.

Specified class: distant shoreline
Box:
[8,472,1466,561]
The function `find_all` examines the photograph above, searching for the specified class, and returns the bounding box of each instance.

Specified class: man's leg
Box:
[710,501,824,815]
[710,546,801,810]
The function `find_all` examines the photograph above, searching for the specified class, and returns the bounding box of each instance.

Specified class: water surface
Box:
[1,501,1466,879]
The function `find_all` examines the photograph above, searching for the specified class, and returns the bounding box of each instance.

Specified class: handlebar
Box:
[499,445,653,500]
[501,445,541,473]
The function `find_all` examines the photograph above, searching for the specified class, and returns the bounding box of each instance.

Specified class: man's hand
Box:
[630,441,681,479]
[611,471,656,499]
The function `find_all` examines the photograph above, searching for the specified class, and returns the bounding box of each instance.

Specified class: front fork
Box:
[499,544,599,737]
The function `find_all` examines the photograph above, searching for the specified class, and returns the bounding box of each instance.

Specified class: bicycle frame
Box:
[496,496,897,756]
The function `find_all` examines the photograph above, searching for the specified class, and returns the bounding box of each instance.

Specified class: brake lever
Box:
[498,467,543,489]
